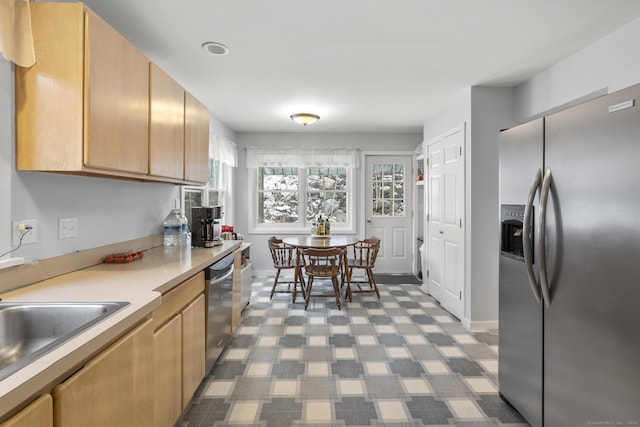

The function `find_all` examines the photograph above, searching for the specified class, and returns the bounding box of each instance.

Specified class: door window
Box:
[372,163,405,217]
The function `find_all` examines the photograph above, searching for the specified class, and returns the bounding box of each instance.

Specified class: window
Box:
[182,158,229,227]
[307,167,348,222]
[371,162,406,217]
[258,167,299,224]
[247,147,359,234]
[182,134,237,229]
[253,166,353,232]
[257,166,349,226]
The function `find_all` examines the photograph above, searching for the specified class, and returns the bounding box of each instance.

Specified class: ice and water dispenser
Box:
[500,204,532,260]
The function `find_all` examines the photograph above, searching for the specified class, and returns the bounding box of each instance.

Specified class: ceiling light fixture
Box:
[290,113,320,126]
[202,42,230,56]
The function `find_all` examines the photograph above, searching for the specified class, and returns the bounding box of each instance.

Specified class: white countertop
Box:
[0,240,242,419]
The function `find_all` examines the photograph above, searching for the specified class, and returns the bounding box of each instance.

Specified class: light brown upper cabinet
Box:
[150,63,185,180]
[16,2,149,177]
[184,92,210,183]
[16,2,210,185]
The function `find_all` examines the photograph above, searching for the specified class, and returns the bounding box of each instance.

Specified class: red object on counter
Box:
[221,225,234,233]
[103,251,144,263]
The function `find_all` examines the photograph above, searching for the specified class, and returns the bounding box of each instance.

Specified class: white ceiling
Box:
[76,0,640,133]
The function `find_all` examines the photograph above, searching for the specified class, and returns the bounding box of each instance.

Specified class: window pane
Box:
[208,190,220,206]
[372,164,382,181]
[209,158,221,189]
[260,167,299,191]
[258,167,300,224]
[307,167,347,223]
[382,164,393,181]
[394,181,404,199]
[184,188,203,228]
[261,191,299,223]
[393,199,405,216]
[371,163,406,217]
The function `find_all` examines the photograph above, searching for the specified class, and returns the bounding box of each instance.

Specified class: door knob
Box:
[367,219,371,223]
[439,230,444,234]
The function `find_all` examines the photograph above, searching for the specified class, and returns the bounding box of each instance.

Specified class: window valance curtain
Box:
[210,131,238,167]
[0,0,36,67]
[245,147,360,168]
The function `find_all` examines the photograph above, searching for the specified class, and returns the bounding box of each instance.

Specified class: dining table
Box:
[282,235,359,301]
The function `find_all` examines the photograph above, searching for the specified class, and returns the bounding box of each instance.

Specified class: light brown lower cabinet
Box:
[0,394,52,427]
[52,319,154,427]
[153,315,182,427]
[152,272,206,427]
[181,294,206,408]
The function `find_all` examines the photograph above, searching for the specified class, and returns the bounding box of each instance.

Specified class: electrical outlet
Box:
[59,217,78,239]
[12,219,38,246]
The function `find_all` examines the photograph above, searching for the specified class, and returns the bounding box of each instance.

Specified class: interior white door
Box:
[365,155,413,273]
[427,126,465,319]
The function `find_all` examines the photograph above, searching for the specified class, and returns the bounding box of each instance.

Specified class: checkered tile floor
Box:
[180,274,528,426]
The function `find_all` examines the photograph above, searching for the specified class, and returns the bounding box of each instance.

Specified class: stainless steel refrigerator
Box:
[498,83,640,426]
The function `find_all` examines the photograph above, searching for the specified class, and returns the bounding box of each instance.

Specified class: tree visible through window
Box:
[372,163,405,216]
[257,166,350,227]
[307,167,347,222]
[258,167,299,223]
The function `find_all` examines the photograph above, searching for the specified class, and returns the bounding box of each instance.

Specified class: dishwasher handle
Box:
[205,252,235,281]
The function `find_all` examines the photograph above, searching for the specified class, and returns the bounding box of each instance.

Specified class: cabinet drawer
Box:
[152,272,204,330]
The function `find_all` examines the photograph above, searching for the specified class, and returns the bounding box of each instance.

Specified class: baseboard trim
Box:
[462,318,499,331]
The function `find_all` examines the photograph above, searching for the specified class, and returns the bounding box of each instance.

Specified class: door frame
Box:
[360,150,415,272]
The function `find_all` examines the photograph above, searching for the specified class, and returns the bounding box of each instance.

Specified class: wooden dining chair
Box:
[268,236,303,302]
[345,236,381,301]
[299,247,345,310]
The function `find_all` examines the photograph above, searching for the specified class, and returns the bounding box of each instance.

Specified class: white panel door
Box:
[427,126,464,319]
[365,155,413,273]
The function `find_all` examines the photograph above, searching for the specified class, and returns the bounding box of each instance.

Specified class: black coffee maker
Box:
[191,206,223,247]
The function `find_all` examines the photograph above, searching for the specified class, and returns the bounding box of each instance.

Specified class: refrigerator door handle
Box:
[538,167,553,308]
[523,168,542,304]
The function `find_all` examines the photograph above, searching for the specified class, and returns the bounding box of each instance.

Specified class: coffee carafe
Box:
[191,206,223,247]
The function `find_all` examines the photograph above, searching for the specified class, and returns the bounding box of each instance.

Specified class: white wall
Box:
[235,132,422,271]
[516,17,640,120]
[468,87,516,325]
[421,87,515,329]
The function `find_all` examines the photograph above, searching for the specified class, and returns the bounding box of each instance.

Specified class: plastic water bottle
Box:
[179,211,190,247]
[163,209,182,246]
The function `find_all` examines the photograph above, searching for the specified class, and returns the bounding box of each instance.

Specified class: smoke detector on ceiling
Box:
[202,42,230,56]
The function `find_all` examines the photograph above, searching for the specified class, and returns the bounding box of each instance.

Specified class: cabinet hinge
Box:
[459,219,462,228]
[426,158,429,166]
[459,146,462,156]
[426,269,430,278]
[459,291,462,299]
[427,214,430,222]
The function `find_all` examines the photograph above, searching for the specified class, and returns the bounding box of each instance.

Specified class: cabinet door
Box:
[0,394,52,427]
[84,9,149,174]
[150,63,185,179]
[181,294,206,408]
[15,2,85,172]
[184,92,210,183]
[53,320,153,427]
[153,315,182,427]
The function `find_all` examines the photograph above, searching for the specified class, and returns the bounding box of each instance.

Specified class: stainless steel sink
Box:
[0,301,129,381]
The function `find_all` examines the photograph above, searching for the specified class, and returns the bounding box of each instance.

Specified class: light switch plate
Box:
[59,217,78,239]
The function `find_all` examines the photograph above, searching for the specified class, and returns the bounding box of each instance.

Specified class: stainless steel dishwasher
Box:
[204,251,234,373]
